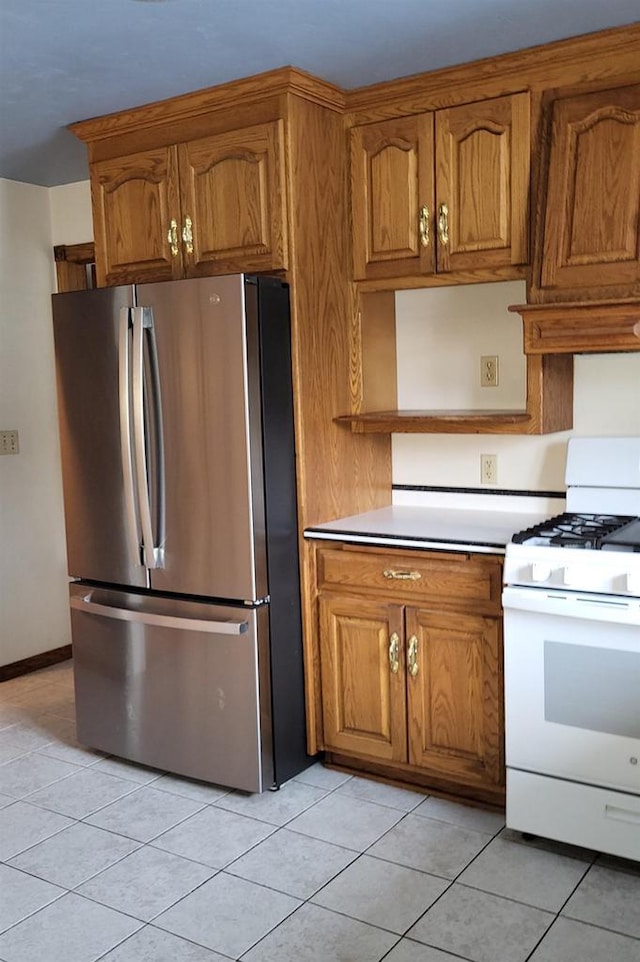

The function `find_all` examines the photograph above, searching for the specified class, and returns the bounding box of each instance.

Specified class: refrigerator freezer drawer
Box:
[70,585,272,792]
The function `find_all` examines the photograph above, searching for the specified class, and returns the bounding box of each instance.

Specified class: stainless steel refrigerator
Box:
[52,274,312,792]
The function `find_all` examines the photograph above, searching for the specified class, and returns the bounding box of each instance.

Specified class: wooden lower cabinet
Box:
[317,545,504,804]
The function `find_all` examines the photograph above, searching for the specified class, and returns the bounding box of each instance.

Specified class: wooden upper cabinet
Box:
[350,92,530,282]
[91,146,183,286]
[178,121,288,277]
[435,93,530,273]
[91,121,288,287]
[535,83,640,301]
[351,115,435,280]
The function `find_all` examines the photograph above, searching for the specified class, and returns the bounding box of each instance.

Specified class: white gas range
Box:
[503,437,640,861]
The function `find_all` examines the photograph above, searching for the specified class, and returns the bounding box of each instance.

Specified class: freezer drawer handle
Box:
[70,594,249,634]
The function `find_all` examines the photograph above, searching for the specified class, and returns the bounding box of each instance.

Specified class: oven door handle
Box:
[502,586,640,626]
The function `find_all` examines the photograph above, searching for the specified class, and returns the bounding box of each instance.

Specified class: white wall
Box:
[0,179,92,667]
[49,181,93,245]
[394,282,640,491]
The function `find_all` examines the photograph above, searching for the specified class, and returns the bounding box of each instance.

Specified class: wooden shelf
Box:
[336,410,533,434]
[340,353,574,435]
[509,300,640,354]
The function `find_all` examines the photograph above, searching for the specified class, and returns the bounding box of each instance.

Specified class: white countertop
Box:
[304,504,554,555]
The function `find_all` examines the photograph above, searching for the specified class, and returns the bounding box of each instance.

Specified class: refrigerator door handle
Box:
[70,593,250,635]
[118,306,142,566]
[131,306,162,569]
[142,306,166,565]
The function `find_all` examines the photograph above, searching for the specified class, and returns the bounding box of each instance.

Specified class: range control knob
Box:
[626,571,640,594]
[531,562,552,582]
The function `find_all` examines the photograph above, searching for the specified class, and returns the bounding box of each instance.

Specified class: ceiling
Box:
[1,1,638,187]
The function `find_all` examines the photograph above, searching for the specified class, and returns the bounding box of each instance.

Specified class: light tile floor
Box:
[1,661,639,962]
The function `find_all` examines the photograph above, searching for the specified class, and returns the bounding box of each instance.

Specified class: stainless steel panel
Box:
[139,276,265,601]
[70,584,269,792]
[53,287,147,588]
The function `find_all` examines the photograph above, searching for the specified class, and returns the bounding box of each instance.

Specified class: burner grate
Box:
[512,513,636,549]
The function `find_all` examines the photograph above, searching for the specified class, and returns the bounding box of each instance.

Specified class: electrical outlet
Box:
[481,453,497,485]
[481,355,499,387]
[0,430,19,455]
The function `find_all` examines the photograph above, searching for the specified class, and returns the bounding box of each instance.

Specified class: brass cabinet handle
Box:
[407,635,419,677]
[167,219,179,257]
[182,216,194,255]
[383,569,422,581]
[388,631,400,674]
[418,205,430,248]
[437,203,449,246]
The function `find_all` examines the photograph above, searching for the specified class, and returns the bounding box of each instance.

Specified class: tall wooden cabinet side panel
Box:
[178,120,288,276]
[91,145,183,286]
[406,608,504,787]
[319,596,407,761]
[535,82,640,301]
[435,92,530,272]
[286,96,392,753]
[350,114,435,280]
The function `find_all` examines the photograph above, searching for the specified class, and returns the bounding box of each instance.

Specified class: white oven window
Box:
[544,641,640,739]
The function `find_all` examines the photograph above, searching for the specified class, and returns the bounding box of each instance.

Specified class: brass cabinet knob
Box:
[407,634,419,677]
[418,205,430,248]
[389,631,400,674]
[182,216,194,255]
[437,203,449,246]
[167,219,179,257]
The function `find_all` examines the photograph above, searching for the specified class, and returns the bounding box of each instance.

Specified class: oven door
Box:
[502,585,640,795]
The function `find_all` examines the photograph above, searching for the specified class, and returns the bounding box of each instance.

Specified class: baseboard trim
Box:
[0,645,72,682]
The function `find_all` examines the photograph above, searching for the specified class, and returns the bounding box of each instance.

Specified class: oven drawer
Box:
[507,769,640,861]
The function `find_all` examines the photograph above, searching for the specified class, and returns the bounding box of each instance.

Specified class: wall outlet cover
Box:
[481,453,497,484]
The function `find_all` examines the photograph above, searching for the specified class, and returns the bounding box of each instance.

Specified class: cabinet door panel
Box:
[91,146,183,286]
[351,115,435,280]
[319,596,407,761]
[540,84,640,297]
[406,608,503,787]
[179,121,288,275]
[435,93,530,272]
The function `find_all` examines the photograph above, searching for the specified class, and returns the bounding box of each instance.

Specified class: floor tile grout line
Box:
[523,913,566,962]
[78,793,212,845]
[371,814,500,947]
[17,768,144,816]
[0,881,69,939]
[4,832,146,894]
[0,798,78,862]
[542,911,640,944]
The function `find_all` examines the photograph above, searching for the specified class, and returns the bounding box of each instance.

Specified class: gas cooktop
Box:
[512,513,640,551]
